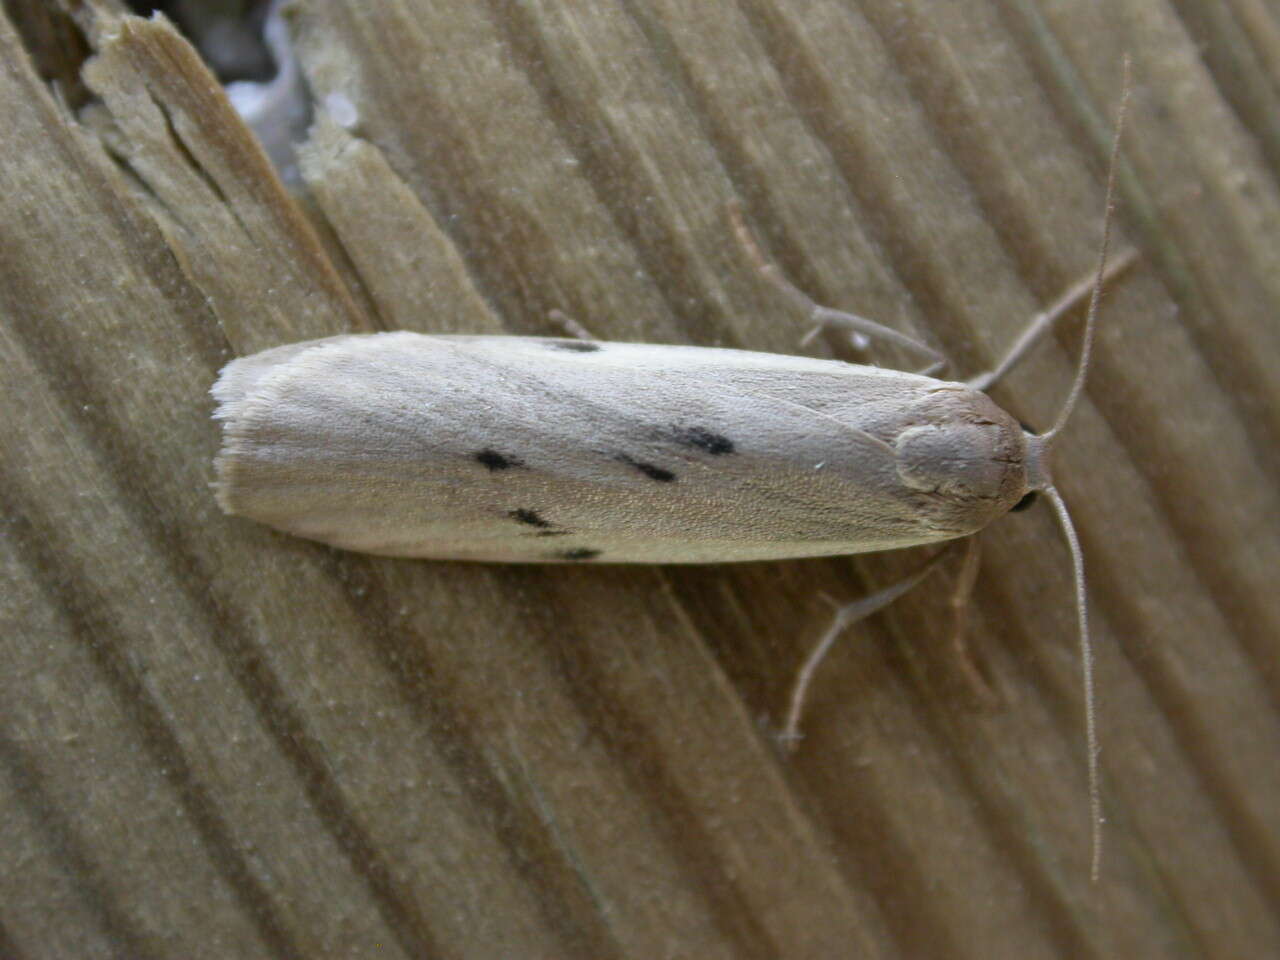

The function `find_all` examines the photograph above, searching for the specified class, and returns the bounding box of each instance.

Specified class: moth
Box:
[213,67,1132,878]
[214,331,1039,563]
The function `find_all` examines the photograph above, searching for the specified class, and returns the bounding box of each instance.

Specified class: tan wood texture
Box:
[2,1,1278,956]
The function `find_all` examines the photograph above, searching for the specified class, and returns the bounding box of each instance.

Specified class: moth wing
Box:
[213,333,940,562]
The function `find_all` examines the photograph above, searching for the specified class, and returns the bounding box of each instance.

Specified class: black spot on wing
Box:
[476,449,524,471]
[509,508,552,528]
[508,508,573,536]
[557,548,601,561]
[545,339,601,353]
[617,454,676,483]
[671,425,735,455]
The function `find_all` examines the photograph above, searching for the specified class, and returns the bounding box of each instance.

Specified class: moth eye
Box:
[1011,490,1038,512]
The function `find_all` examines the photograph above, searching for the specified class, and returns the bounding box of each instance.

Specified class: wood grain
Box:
[2,1,1277,956]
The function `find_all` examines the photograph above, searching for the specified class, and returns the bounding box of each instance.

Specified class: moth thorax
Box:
[893,391,1026,505]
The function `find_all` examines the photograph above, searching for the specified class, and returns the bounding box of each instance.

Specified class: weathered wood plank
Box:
[2,1,1277,956]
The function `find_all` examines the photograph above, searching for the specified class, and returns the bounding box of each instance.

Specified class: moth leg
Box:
[966,248,1138,392]
[547,308,598,342]
[945,536,997,707]
[727,202,946,374]
[779,544,957,750]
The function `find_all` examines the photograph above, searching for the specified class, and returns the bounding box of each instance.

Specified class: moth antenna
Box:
[1030,58,1130,882]
[1043,56,1131,446]
[1043,484,1101,882]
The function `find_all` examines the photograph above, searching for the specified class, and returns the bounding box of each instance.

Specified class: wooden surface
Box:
[3,1,1278,957]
